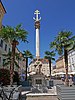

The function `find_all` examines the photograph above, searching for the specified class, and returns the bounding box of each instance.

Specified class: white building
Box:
[68,49,75,72]
[0,38,26,72]
[0,38,12,68]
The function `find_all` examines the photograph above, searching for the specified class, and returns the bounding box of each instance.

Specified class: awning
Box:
[29,72,36,75]
[55,72,65,75]
[51,73,56,76]
[68,71,75,75]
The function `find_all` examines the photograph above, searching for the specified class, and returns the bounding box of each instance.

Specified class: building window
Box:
[0,10,2,18]
[0,39,3,48]
[0,57,1,63]
[3,59,5,66]
[72,64,75,70]
[72,58,74,63]
[9,48,10,52]
[5,44,7,51]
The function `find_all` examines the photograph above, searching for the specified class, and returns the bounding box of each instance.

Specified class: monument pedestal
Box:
[31,72,48,93]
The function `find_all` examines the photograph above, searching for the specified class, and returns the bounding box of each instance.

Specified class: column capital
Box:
[35,21,40,29]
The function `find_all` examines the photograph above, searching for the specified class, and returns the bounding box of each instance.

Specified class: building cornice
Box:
[0,0,6,13]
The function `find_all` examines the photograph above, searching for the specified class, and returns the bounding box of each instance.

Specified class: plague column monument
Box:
[29,10,50,77]
[33,10,41,60]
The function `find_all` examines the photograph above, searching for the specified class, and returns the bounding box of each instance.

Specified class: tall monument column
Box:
[33,10,41,59]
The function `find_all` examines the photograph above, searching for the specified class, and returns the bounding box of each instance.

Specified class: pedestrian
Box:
[61,75,65,81]
[72,75,75,85]
[69,75,72,86]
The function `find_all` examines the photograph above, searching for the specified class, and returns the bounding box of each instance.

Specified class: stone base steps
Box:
[26,95,58,100]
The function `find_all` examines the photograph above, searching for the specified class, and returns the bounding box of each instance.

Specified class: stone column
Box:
[35,21,40,59]
[33,10,41,59]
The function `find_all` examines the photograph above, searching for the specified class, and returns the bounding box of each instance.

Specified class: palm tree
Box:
[50,31,75,86]
[0,24,28,85]
[23,50,33,81]
[44,51,55,79]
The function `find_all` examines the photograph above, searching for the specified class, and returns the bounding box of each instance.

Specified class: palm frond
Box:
[23,50,33,59]
[50,31,75,55]
[0,24,28,43]
[44,51,55,61]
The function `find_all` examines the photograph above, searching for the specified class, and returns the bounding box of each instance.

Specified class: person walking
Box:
[69,75,72,86]
[72,75,75,85]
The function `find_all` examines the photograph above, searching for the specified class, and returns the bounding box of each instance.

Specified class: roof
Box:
[0,0,6,13]
[29,58,49,65]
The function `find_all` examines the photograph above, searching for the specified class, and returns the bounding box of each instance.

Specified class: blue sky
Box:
[2,0,75,61]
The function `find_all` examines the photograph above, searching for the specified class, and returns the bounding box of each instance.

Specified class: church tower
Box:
[33,10,41,60]
[0,0,6,28]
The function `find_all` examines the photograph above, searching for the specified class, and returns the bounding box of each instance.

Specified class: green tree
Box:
[0,24,28,85]
[23,50,33,81]
[44,51,55,79]
[2,52,21,69]
[50,31,75,86]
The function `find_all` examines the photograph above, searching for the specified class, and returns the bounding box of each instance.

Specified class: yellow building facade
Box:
[56,56,65,73]
[0,1,6,28]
